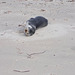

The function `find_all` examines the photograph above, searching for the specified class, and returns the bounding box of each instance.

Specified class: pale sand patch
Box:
[0,23,68,42]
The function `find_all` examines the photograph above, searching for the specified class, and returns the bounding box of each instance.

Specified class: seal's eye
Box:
[25,29,28,33]
[29,28,35,36]
[30,29,33,33]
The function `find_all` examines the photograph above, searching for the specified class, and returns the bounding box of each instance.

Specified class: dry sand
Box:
[0,0,75,75]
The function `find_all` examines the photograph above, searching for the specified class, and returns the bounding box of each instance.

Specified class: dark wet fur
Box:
[28,16,48,29]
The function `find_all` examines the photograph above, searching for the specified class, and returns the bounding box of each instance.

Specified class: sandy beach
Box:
[0,0,75,75]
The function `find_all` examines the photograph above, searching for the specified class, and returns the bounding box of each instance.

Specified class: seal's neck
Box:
[31,25,36,30]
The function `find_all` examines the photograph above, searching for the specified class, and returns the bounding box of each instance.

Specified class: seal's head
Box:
[24,21,36,36]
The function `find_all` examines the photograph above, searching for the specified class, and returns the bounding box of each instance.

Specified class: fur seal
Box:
[24,16,48,36]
